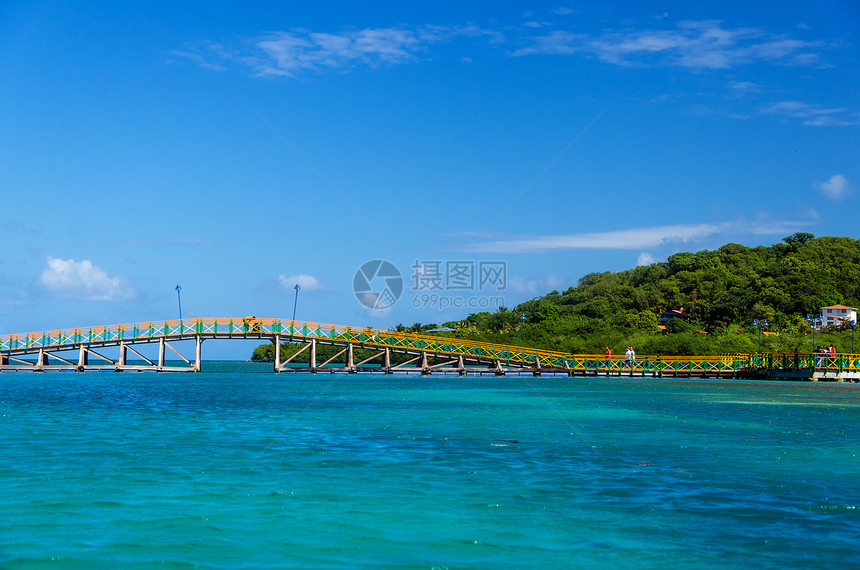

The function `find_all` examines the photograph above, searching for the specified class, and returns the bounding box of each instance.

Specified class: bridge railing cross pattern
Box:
[1,318,859,376]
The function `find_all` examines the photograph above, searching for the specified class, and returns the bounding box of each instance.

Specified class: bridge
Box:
[1,317,859,381]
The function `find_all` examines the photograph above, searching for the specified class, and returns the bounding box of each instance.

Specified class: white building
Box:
[820,305,858,328]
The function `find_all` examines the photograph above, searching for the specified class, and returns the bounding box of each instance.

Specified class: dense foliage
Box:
[451,233,860,355]
[253,234,860,359]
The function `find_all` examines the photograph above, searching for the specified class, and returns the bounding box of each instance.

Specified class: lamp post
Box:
[292,284,301,322]
[852,320,856,354]
[752,318,768,354]
[518,313,526,347]
[805,314,821,350]
[175,285,182,320]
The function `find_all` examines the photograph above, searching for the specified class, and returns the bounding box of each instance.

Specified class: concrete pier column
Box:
[347,344,355,371]
[274,334,281,373]
[158,338,166,369]
[118,343,127,366]
[421,351,429,375]
[383,348,391,374]
[194,335,202,372]
[310,339,317,373]
[77,345,88,372]
[36,349,48,370]
[457,355,465,376]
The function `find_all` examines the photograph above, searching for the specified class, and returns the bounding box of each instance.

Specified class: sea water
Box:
[1,364,858,569]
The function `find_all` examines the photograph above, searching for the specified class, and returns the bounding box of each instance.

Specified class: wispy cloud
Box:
[177,19,825,80]
[509,274,568,295]
[122,237,215,246]
[467,223,722,253]
[760,101,860,126]
[39,257,135,301]
[814,174,850,200]
[2,220,39,233]
[523,21,552,29]
[464,219,810,254]
[727,80,762,97]
[254,28,424,76]
[177,25,499,77]
[512,20,822,70]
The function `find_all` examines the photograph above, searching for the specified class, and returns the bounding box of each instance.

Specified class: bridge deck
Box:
[1,318,858,379]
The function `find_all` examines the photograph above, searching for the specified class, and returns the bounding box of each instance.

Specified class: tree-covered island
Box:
[253,234,860,361]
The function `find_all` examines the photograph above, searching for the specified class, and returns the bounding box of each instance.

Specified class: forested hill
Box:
[448,233,860,355]
[254,234,860,361]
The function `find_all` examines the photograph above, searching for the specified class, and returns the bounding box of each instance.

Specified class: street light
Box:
[292,283,301,322]
[852,320,856,354]
[175,285,182,320]
[752,318,768,354]
[805,314,821,350]
[518,313,526,347]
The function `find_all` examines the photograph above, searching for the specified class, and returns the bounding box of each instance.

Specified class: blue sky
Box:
[2,1,859,358]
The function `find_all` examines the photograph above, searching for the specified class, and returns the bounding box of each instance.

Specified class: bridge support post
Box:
[458,355,465,376]
[310,339,317,373]
[383,348,391,374]
[36,349,48,371]
[274,334,281,373]
[158,338,165,370]
[118,343,127,367]
[347,344,355,373]
[421,351,429,375]
[194,335,202,372]
[77,345,88,372]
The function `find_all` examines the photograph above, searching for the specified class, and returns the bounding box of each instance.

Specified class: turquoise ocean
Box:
[2,364,859,569]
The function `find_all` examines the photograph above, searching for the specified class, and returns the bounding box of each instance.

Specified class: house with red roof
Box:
[821,305,857,328]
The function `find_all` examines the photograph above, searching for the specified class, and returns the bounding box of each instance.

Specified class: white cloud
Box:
[760,101,860,126]
[728,80,762,96]
[179,25,499,78]
[464,219,811,254]
[39,257,134,301]
[814,174,850,200]
[552,7,574,15]
[278,273,326,292]
[523,21,552,29]
[180,19,823,81]
[509,273,570,295]
[508,276,542,295]
[546,274,566,290]
[467,223,723,253]
[254,28,423,76]
[513,20,822,70]
[637,252,657,266]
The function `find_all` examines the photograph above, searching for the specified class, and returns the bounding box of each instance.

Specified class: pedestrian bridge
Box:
[1,317,858,381]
